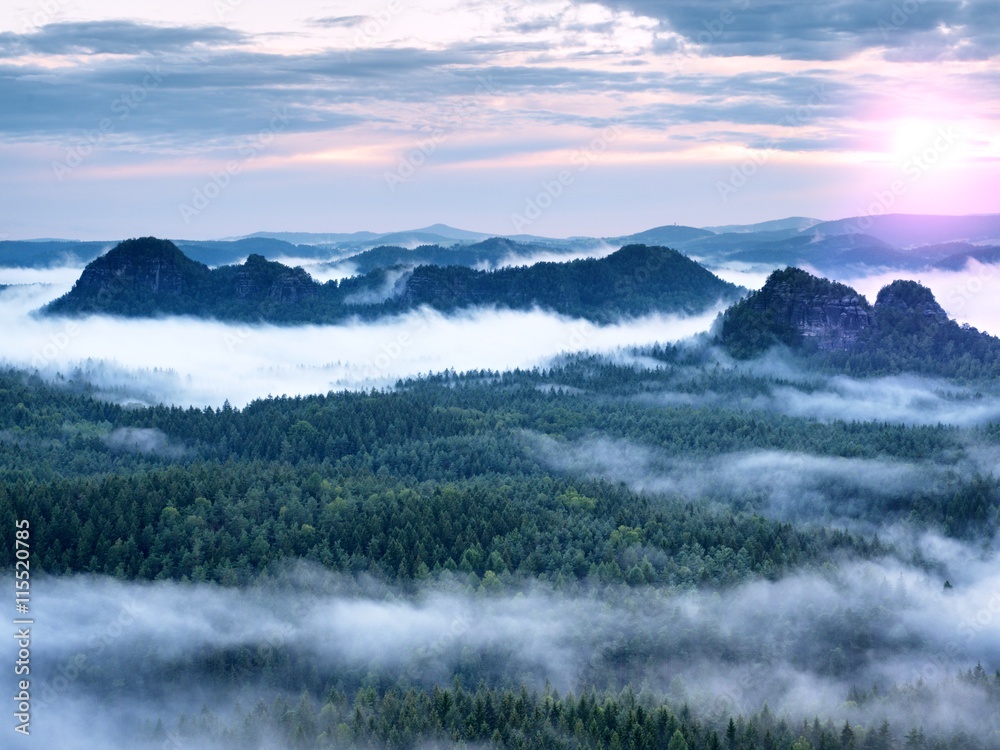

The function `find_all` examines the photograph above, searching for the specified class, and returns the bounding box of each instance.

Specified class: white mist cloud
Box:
[528,432,950,526]
[641,348,1000,427]
[768,373,1000,426]
[845,260,1000,337]
[103,427,187,457]
[9,543,1000,748]
[697,262,772,291]
[0,271,724,407]
[342,267,411,305]
[482,242,620,270]
[0,265,85,286]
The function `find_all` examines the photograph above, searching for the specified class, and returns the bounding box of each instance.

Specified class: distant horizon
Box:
[7,210,1000,244]
[3,2,997,240]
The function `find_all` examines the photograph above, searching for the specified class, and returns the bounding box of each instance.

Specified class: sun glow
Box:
[891,118,945,158]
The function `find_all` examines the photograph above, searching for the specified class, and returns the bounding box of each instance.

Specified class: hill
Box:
[702,217,823,234]
[611,224,714,246]
[44,238,741,324]
[808,213,1000,249]
[328,236,611,275]
[719,267,1000,377]
[0,240,110,268]
[175,237,334,266]
[932,243,1000,270]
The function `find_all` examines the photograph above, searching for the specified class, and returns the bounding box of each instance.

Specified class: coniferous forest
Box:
[5,0,1000,744]
[4,275,1000,749]
[7,0,1000,742]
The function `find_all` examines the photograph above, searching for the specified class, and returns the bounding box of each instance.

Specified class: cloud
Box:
[629,344,1000,428]
[309,16,370,29]
[767,373,1000,426]
[12,541,1000,747]
[597,0,1000,61]
[0,13,857,149]
[845,261,1000,338]
[528,432,957,526]
[0,268,723,407]
[342,267,411,304]
[102,427,187,458]
[1,20,245,56]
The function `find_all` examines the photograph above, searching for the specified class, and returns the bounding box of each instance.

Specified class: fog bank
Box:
[6,546,999,748]
[0,274,722,408]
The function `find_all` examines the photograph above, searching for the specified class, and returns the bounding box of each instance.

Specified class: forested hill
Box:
[719,266,1000,377]
[43,237,741,324]
[330,236,581,274]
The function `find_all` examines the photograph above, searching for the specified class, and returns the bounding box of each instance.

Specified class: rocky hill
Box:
[44,239,327,318]
[44,238,741,324]
[719,267,1000,377]
[719,267,874,356]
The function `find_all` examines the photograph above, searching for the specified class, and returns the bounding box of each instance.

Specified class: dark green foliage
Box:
[44,238,741,323]
[334,237,556,275]
[719,268,871,359]
[3,323,1000,750]
[3,461,879,584]
[2,352,998,586]
[720,268,1000,378]
[138,678,1000,750]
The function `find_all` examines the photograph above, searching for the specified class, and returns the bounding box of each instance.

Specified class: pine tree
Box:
[667,728,689,750]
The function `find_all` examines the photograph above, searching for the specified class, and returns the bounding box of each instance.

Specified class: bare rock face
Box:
[399,266,489,305]
[233,254,318,303]
[760,288,874,352]
[268,270,317,303]
[233,271,260,299]
[719,266,969,360]
[737,267,876,352]
[72,237,201,298]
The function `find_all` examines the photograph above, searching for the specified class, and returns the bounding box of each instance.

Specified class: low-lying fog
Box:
[4,258,1000,408]
[712,259,1000,335]
[6,534,999,748]
[0,275,723,407]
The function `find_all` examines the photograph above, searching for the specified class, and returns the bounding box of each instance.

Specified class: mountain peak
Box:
[719,267,1000,377]
[720,267,873,358]
[409,224,488,240]
[43,237,739,324]
[874,280,948,321]
[45,237,209,315]
[101,236,197,267]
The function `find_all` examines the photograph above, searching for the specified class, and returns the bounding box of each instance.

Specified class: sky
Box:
[0,0,998,240]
